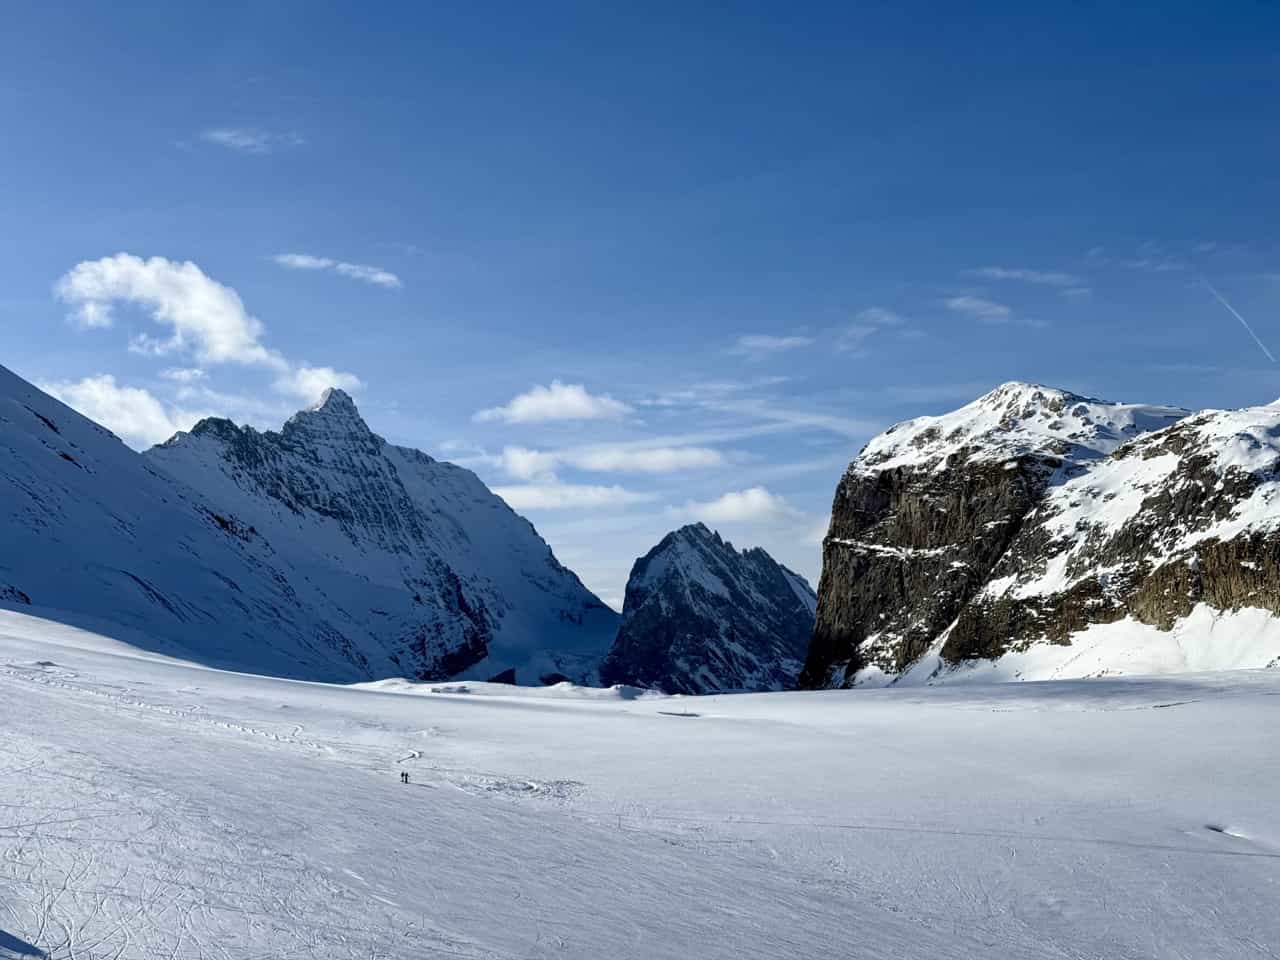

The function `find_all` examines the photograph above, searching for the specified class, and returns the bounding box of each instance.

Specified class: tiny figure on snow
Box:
[400,771,409,784]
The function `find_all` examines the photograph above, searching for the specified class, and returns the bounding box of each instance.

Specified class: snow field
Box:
[1,609,1278,959]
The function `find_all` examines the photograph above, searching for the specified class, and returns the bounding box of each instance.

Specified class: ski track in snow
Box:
[1,610,1278,958]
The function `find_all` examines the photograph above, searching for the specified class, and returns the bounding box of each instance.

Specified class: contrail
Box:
[1205,280,1276,363]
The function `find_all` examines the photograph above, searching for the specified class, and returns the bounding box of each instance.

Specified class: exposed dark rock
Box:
[800,381,1236,686]
[0,585,31,605]
[601,523,817,694]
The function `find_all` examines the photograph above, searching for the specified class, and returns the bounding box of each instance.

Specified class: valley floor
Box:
[1,609,1278,959]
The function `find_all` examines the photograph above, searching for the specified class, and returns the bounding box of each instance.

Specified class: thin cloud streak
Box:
[272,253,402,289]
[1204,281,1276,363]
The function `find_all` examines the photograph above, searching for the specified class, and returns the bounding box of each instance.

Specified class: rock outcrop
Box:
[798,381,1280,686]
[600,523,816,693]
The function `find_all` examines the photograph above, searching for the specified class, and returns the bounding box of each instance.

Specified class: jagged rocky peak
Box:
[804,382,1280,689]
[143,388,619,684]
[600,523,817,694]
[281,387,379,448]
[858,380,1187,475]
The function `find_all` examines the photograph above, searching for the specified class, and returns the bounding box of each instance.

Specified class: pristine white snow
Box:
[2,608,1277,959]
[854,381,1187,475]
[895,605,1280,685]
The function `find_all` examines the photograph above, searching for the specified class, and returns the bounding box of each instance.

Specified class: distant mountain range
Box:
[6,366,1279,692]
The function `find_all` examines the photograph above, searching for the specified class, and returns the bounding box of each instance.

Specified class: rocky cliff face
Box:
[146,389,618,684]
[942,403,1280,672]
[797,381,1259,687]
[600,523,816,693]
[0,364,615,684]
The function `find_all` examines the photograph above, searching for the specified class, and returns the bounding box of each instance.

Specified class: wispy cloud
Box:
[966,266,1084,289]
[160,367,206,383]
[943,295,1046,327]
[943,295,1013,322]
[1093,242,1187,274]
[497,443,724,480]
[644,377,790,408]
[475,381,632,424]
[838,306,908,352]
[491,483,656,510]
[965,266,1091,298]
[727,334,815,357]
[272,253,402,289]
[199,128,305,154]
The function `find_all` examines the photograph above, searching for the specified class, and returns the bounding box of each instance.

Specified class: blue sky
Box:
[3,2,1279,606]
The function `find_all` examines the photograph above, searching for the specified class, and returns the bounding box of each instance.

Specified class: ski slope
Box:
[1,608,1277,959]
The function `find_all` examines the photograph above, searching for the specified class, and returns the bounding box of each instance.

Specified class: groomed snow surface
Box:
[2,609,1278,959]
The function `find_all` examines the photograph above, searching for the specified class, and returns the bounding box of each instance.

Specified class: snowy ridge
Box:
[147,389,618,684]
[985,402,1280,603]
[600,524,816,693]
[854,381,1187,475]
[0,364,615,684]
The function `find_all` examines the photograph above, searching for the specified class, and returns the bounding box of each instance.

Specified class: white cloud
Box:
[56,253,362,410]
[200,128,304,154]
[56,254,284,368]
[475,380,632,424]
[333,262,401,289]
[498,443,724,480]
[499,446,561,482]
[492,483,656,510]
[273,366,364,404]
[272,253,402,289]
[944,295,1014,323]
[160,367,206,383]
[70,300,113,329]
[727,334,815,357]
[570,445,723,473]
[677,487,799,524]
[40,375,204,449]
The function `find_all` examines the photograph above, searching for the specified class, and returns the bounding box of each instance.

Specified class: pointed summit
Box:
[599,526,816,694]
[310,387,358,414]
[284,387,374,442]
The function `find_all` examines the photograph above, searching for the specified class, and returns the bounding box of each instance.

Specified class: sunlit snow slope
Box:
[2,608,1278,959]
[0,365,616,684]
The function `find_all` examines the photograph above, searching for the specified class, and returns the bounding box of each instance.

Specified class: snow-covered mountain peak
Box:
[854,381,1188,476]
[146,387,617,683]
[600,524,816,693]
[311,386,357,413]
[282,387,375,444]
[668,521,724,549]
